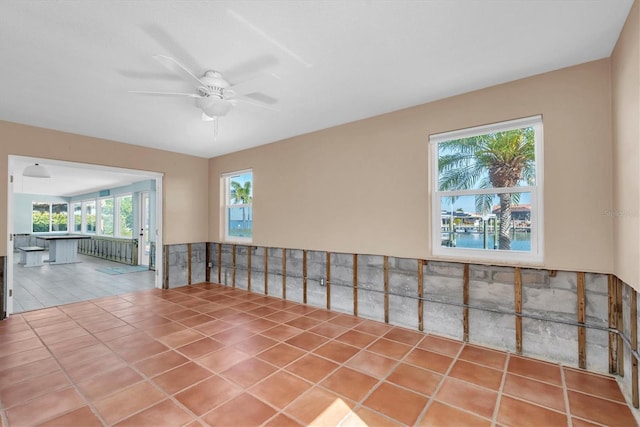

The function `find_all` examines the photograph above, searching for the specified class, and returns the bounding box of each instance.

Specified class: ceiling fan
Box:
[130,55,279,133]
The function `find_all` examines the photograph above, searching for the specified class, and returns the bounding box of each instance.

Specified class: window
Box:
[117,195,133,237]
[72,203,82,232]
[99,198,114,236]
[430,115,543,263]
[84,200,96,234]
[32,202,68,233]
[222,170,253,242]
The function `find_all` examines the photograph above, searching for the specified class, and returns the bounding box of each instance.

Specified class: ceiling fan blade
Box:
[227,73,281,97]
[152,55,208,87]
[129,90,202,98]
[235,96,280,113]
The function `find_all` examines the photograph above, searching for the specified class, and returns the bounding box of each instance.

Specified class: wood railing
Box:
[78,236,138,265]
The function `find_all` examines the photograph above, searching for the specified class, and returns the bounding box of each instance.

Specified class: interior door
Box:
[139,192,150,266]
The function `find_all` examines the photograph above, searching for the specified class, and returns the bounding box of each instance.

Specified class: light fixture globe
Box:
[197,97,233,117]
[23,163,51,178]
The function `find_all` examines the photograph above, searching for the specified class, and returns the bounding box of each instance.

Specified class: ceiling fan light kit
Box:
[23,163,51,178]
[131,55,278,135]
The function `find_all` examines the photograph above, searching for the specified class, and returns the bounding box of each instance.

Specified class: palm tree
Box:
[438,127,535,250]
[230,180,252,233]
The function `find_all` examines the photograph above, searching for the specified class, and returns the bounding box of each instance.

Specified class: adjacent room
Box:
[1,1,639,426]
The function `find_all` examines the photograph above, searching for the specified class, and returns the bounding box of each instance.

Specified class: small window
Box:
[32,202,68,233]
[99,198,114,236]
[117,195,133,238]
[84,200,96,234]
[72,203,82,233]
[430,116,543,263]
[222,170,253,242]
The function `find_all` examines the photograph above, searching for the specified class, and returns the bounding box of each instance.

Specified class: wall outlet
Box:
[319,277,325,287]
[207,262,212,268]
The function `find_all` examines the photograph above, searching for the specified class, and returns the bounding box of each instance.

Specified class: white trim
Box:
[430,115,542,144]
[221,169,253,243]
[430,116,544,265]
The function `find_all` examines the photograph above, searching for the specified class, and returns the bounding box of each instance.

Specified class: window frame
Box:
[221,169,253,243]
[31,201,68,233]
[430,115,544,264]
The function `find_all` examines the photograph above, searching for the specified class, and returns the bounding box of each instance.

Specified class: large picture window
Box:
[32,202,68,233]
[430,115,543,263]
[222,170,253,242]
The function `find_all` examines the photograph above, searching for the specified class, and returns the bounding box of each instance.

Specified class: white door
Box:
[139,192,150,266]
[5,166,15,316]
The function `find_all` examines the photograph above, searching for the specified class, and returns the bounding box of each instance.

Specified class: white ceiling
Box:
[0,0,634,159]
[11,156,155,197]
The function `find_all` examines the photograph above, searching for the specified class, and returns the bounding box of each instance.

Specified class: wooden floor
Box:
[0,283,637,426]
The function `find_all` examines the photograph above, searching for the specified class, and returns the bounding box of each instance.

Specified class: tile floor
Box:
[12,252,155,312]
[0,283,637,426]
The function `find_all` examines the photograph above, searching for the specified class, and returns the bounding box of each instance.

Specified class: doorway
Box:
[6,156,164,316]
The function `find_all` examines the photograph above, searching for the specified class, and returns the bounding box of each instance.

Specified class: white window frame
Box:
[115,193,134,238]
[221,169,253,243]
[71,202,82,233]
[430,115,544,264]
[31,201,69,233]
[82,200,97,234]
[98,196,115,236]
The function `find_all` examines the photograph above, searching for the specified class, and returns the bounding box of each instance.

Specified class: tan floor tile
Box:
[567,390,637,426]
[94,381,165,425]
[285,387,354,426]
[6,387,85,426]
[250,370,312,409]
[345,350,398,379]
[386,362,443,396]
[313,341,360,364]
[419,401,491,427]
[0,370,70,409]
[152,362,213,394]
[448,359,504,390]
[321,367,379,401]
[286,331,329,351]
[176,337,224,358]
[133,350,189,377]
[383,327,425,346]
[175,375,243,415]
[202,393,276,426]
[507,355,562,386]
[196,347,250,373]
[564,367,626,403]
[344,407,404,427]
[115,399,194,427]
[497,395,568,427]
[261,324,304,341]
[502,373,566,412]
[362,381,429,425]
[335,329,378,347]
[257,342,305,367]
[263,413,304,427]
[47,335,100,357]
[404,348,453,373]
[37,405,103,427]
[418,334,463,357]
[232,333,279,355]
[458,344,507,370]
[77,366,143,401]
[435,377,498,419]
[367,338,412,360]
[0,357,60,390]
[220,357,277,388]
[308,322,349,339]
[286,353,340,383]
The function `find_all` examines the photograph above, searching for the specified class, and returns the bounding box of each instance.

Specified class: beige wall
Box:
[0,121,209,255]
[613,0,640,289]
[210,59,613,273]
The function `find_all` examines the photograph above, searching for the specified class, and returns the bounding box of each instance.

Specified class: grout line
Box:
[560,364,574,427]
[491,351,510,426]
